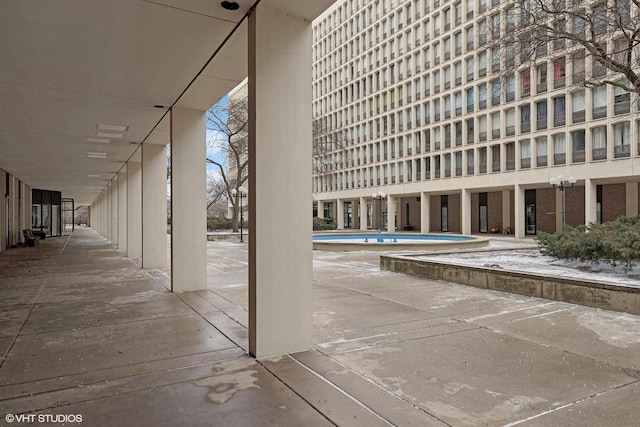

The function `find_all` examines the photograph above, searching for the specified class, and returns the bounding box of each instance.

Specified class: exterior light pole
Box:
[549,175,576,232]
[372,191,386,242]
[230,186,248,242]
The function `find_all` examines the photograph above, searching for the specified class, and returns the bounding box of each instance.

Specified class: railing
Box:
[592,147,607,160]
[492,161,500,172]
[614,144,630,158]
[572,150,585,163]
[521,158,531,169]
[573,110,585,123]
[536,155,548,167]
[521,122,530,133]
[553,153,566,165]
[592,106,607,119]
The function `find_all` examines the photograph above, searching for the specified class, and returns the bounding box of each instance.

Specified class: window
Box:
[536,137,547,167]
[592,85,607,119]
[592,126,607,160]
[572,50,585,84]
[572,90,585,123]
[466,25,475,50]
[614,86,630,115]
[466,87,474,112]
[572,130,586,163]
[478,50,487,76]
[536,100,547,130]
[520,139,531,168]
[466,56,474,81]
[491,112,500,139]
[520,104,531,133]
[536,63,547,93]
[491,144,501,172]
[553,96,566,126]
[506,73,515,102]
[553,133,566,165]
[520,69,531,97]
[614,122,631,158]
[466,149,475,174]
[478,83,487,109]
[553,57,566,88]
[491,78,501,105]
[506,108,515,136]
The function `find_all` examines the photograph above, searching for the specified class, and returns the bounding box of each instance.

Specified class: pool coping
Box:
[312,233,489,251]
[380,252,640,315]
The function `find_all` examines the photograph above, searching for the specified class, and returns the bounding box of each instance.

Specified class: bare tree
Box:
[206,173,229,218]
[492,0,640,95]
[206,96,249,232]
[312,116,352,193]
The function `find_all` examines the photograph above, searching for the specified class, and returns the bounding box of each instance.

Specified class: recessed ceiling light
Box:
[86,137,111,144]
[97,124,129,132]
[154,104,165,109]
[129,141,139,145]
[88,174,102,178]
[96,132,124,139]
[221,1,239,10]
[87,152,107,158]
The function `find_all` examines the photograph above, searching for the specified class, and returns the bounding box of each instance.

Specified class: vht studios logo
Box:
[5,413,83,423]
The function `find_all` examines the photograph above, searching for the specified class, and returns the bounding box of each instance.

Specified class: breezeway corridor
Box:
[1,228,639,426]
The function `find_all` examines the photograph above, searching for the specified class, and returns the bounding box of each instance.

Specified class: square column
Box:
[170,107,207,292]
[117,168,128,252]
[514,184,525,239]
[461,189,471,235]
[142,143,167,269]
[502,190,510,232]
[584,178,597,226]
[387,195,396,232]
[360,196,368,230]
[110,177,118,246]
[336,198,344,229]
[248,6,312,357]
[127,160,142,259]
[420,192,430,233]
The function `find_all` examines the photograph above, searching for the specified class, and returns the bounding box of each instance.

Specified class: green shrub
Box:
[313,217,337,231]
[207,216,232,231]
[536,215,640,271]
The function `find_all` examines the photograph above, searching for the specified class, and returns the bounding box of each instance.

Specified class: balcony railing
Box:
[572,150,585,163]
[492,161,500,172]
[554,114,566,127]
[614,144,630,158]
[536,155,548,167]
[521,158,531,169]
[479,163,487,174]
[553,153,566,165]
[592,147,607,160]
[572,110,585,123]
[521,122,530,133]
[537,119,547,130]
[467,165,474,175]
[592,107,607,120]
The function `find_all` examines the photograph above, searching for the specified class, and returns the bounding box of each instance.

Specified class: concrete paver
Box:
[0,228,638,426]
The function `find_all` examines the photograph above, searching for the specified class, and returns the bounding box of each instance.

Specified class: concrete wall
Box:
[381,255,640,315]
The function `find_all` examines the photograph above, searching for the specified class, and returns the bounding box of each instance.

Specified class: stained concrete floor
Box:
[1,228,639,426]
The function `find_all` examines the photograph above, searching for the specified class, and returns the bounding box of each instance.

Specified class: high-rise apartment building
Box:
[312,0,640,238]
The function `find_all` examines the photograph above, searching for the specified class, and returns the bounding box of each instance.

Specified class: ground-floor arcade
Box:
[316,178,640,239]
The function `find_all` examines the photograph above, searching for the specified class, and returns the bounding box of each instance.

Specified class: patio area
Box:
[1,228,639,426]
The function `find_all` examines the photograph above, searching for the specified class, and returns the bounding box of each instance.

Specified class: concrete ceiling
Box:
[0,0,333,206]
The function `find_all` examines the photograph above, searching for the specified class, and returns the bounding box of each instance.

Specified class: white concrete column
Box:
[336,198,344,229]
[626,182,639,216]
[170,106,207,292]
[502,190,510,231]
[514,184,525,239]
[387,195,396,232]
[248,6,313,357]
[360,196,368,230]
[106,184,112,241]
[421,192,430,233]
[584,178,598,226]
[461,188,471,235]
[117,168,128,252]
[142,143,167,269]
[127,160,142,259]
[317,200,324,219]
[111,177,118,246]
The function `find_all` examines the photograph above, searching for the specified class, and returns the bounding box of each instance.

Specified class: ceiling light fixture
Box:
[96,132,124,139]
[97,124,129,132]
[88,174,102,178]
[87,152,107,159]
[86,137,111,144]
[221,1,240,10]
[153,104,165,109]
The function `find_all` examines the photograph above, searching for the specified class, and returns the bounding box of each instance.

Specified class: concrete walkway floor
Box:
[1,228,639,426]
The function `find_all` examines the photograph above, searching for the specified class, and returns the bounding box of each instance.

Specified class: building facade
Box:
[312,0,640,238]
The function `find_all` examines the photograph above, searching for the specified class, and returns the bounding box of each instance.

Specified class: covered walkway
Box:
[1,229,639,426]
